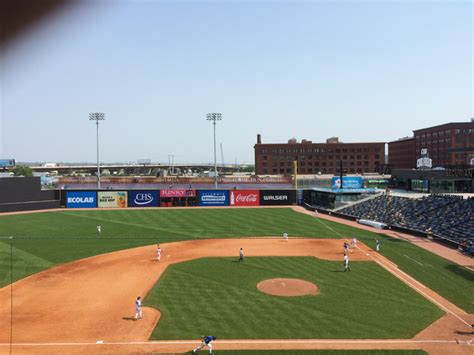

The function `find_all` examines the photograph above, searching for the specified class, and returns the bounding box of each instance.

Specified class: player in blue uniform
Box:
[193,335,216,353]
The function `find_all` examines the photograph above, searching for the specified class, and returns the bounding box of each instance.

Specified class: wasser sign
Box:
[197,190,229,206]
[128,191,159,207]
[66,191,97,208]
[229,190,259,206]
[98,191,127,208]
[260,190,296,205]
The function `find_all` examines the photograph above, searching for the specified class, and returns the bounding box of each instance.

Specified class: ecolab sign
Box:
[229,190,259,206]
[66,191,97,208]
[128,191,159,207]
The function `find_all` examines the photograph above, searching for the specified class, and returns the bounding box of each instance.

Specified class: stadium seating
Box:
[339,195,474,243]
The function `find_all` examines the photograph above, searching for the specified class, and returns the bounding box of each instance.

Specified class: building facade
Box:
[388,137,416,169]
[413,121,474,167]
[254,135,385,175]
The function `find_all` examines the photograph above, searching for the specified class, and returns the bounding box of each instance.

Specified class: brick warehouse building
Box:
[389,120,474,169]
[254,135,385,175]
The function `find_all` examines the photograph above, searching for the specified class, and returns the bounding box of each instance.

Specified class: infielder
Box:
[283,232,289,241]
[97,225,101,234]
[193,335,216,354]
[239,247,244,262]
[375,239,381,251]
[134,296,142,320]
[343,241,349,254]
[343,253,351,272]
[351,237,357,249]
[156,245,161,261]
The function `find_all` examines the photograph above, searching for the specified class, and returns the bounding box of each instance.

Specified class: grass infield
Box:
[146,257,442,339]
[0,208,472,313]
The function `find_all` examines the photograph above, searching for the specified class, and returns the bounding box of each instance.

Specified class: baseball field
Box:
[0,206,472,354]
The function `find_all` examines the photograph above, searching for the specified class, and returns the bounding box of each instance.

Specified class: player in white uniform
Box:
[239,248,244,262]
[97,225,101,234]
[343,253,351,272]
[156,245,161,261]
[134,296,142,320]
[283,232,288,241]
[351,237,357,249]
[375,239,380,251]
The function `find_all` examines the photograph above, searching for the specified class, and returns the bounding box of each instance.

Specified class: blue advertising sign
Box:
[66,191,97,208]
[331,176,363,190]
[0,159,15,167]
[197,190,229,206]
[128,191,159,207]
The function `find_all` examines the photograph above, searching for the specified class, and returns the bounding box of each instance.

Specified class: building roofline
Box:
[254,141,386,146]
[388,137,414,144]
[413,122,473,132]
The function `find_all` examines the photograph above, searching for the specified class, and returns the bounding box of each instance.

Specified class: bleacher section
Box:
[339,195,473,243]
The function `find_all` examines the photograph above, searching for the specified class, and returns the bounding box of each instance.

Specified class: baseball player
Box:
[193,335,216,354]
[375,239,381,252]
[351,237,357,249]
[239,247,244,262]
[97,225,101,234]
[343,253,351,272]
[283,232,289,241]
[134,296,142,320]
[343,241,349,254]
[156,245,161,261]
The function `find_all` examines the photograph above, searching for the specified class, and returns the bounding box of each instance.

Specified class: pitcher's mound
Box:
[257,278,319,297]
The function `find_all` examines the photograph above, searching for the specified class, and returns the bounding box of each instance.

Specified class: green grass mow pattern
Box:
[0,208,472,313]
[146,257,442,339]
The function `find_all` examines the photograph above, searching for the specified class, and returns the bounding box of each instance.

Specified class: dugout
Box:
[303,187,378,210]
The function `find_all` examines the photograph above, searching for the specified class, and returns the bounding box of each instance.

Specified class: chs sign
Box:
[128,191,159,207]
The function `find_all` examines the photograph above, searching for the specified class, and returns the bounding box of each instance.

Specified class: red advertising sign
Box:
[229,190,260,206]
[160,189,196,198]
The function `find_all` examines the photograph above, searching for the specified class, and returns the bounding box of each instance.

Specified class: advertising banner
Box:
[98,191,127,208]
[128,191,159,207]
[65,191,97,208]
[331,176,363,190]
[160,189,196,198]
[0,159,15,167]
[198,190,229,206]
[229,190,259,206]
[260,190,296,205]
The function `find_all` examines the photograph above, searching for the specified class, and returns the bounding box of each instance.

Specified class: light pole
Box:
[206,113,222,189]
[89,112,105,189]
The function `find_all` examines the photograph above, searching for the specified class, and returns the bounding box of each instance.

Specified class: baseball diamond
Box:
[0,207,472,355]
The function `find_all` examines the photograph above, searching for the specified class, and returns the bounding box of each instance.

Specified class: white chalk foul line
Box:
[361,249,472,328]
[0,339,469,346]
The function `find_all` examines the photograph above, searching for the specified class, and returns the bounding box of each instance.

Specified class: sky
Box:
[1,0,472,164]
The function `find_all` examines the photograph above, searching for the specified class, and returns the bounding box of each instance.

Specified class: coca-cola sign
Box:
[229,190,260,206]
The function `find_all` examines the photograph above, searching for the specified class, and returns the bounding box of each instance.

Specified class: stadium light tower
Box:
[206,113,222,189]
[89,112,105,189]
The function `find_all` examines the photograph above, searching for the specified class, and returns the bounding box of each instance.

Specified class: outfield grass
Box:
[0,208,472,313]
[146,257,442,339]
[188,351,427,355]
